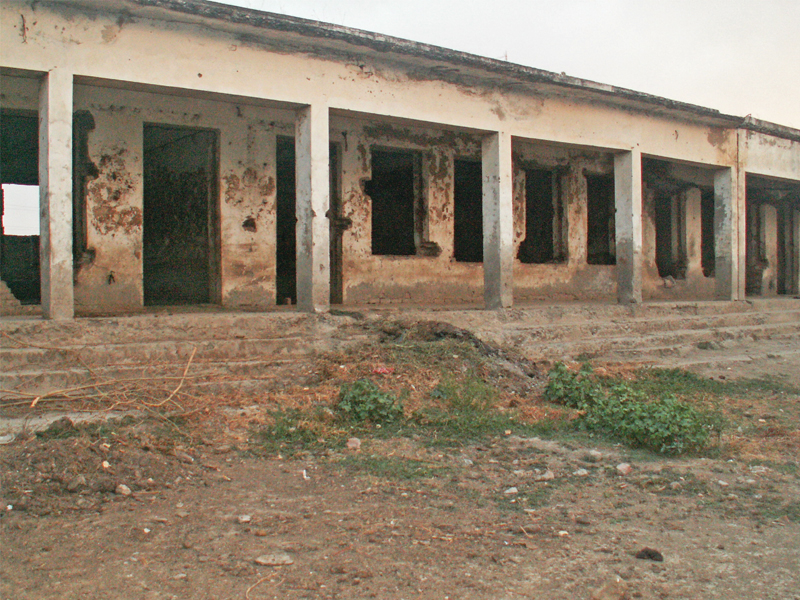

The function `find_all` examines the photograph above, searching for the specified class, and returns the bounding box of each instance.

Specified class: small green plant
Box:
[545,363,722,455]
[336,379,404,424]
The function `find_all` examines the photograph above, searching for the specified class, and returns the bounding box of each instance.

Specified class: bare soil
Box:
[1,327,799,600]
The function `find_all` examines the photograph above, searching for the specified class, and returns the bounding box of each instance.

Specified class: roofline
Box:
[739,116,800,144]
[49,0,800,138]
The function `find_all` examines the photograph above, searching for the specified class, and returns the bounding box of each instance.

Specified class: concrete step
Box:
[506,308,800,344]
[519,321,800,362]
[0,356,322,398]
[0,336,315,373]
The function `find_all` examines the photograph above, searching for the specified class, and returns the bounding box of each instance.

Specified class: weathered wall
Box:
[332,117,485,304]
[69,85,295,313]
[742,131,800,182]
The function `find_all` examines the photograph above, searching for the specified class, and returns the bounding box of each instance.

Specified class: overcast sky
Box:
[217,0,800,129]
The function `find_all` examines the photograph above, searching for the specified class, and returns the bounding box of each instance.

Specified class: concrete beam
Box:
[482,131,514,309]
[714,168,743,300]
[614,148,643,304]
[295,104,330,313]
[38,68,74,320]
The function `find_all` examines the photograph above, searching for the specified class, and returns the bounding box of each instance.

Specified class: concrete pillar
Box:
[682,187,703,277]
[614,148,643,304]
[759,203,778,295]
[295,104,330,313]
[38,68,74,320]
[714,168,743,300]
[482,131,514,309]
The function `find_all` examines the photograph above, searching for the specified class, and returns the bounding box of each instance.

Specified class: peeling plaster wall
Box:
[332,117,485,304]
[65,85,293,313]
[743,131,800,182]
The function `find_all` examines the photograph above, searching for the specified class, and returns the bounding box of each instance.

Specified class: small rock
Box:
[575,516,592,526]
[67,475,87,493]
[616,463,633,476]
[717,480,729,487]
[173,450,195,464]
[534,469,555,482]
[238,514,252,524]
[573,468,589,477]
[254,553,294,566]
[557,530,569,537]
[635,547,664,562]
[176,510,190,518]
[590,575,628,600]
[346,438,361,450]
[587,449,603,461]
[101,460,112,470]
[504,487,518,495]
[115,484,132,496]
[669,481,682,490]
[0,433,16,445]
[461,458,474,467]
[172,573,188,581]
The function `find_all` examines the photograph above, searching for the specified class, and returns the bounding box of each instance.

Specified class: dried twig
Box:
[144,347,197,408]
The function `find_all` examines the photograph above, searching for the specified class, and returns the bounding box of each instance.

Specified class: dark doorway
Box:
[328,143,345,305]
[654,193,679,278]
[143,124,219,306]
[0,110,41,304]
[701,189,715,277]
[586,174,616,265]
[275,136,296,305]
[518,169,557,264]
[453,159,483,263]
[366,148,419,256]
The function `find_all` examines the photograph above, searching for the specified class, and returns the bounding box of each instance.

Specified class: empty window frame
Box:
[366,148,421,256]
[518,168,565,264]
[453,159,483,263]
[586,173,616,265]
[0,110,41,304]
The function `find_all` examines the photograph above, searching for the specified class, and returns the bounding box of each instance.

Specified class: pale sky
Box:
[219,0,800,129]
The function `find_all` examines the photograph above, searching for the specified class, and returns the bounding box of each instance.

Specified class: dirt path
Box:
[2,337,799,600]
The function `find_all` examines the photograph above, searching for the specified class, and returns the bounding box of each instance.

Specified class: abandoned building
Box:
[1,0,799,320]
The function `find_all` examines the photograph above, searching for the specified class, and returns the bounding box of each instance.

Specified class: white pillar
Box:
[295,104,330,313]
[714,168,743,300]
[38,68,74,320]
[482,131,514,309]
[682,187,703,277]
[759,203,778,296]
[614,148,643,304]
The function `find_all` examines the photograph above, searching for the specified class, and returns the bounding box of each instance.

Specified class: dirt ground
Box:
[1,328,799,600]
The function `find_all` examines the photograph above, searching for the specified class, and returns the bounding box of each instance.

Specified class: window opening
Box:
[586,173,616,265]
[518,168,562,264]
[366,148,420,256]
[453,159,483,263]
